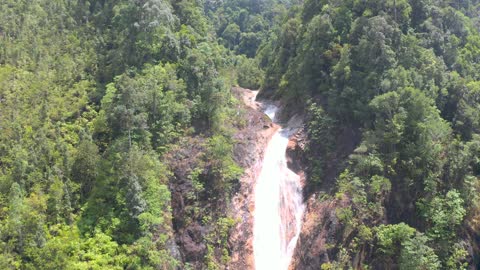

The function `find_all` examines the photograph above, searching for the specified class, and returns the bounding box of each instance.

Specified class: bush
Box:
[235,56,264,89]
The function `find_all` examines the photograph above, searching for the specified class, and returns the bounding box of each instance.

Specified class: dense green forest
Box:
[260,0,480,269]
[0,0,266,269]
[2,0,480,269]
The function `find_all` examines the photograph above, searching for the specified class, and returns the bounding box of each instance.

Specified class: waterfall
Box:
[253,105,305,270]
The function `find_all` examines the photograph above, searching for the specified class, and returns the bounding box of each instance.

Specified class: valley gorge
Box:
[2,0,480,269]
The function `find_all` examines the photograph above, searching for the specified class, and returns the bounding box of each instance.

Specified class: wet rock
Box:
[228,87,280,270]
[286,128,306,175]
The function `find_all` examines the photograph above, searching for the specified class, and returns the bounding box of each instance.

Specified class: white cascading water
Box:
[253,105,305,270]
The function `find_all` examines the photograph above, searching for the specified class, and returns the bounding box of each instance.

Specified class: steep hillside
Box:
[3,0,480,269]
[260,0,480,269]
[0,0,273,268]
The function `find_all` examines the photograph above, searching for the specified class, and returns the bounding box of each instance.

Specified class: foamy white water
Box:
[253,105,305,270]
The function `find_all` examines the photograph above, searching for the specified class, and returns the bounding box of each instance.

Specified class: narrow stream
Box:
[253,105,305,270]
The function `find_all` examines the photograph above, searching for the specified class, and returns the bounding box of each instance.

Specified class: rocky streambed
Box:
[228,88,279,269]
[229,88,310,270]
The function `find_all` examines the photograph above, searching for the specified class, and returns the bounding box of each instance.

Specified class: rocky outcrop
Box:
[228,87,279,269]
[285,126,308,197]
[289,195,350,270]
[165,87,279,269]
[284,125,343,270]
[286,129,306,175]
[282,120,355,270]
[166,137,208,267]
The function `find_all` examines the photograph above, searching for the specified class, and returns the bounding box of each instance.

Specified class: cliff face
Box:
[284,123,353,270]
[228,87,279,269]
[166,137,208,267]
[166,87,360,269]
[289,196,350,270]
[165,87,278,269]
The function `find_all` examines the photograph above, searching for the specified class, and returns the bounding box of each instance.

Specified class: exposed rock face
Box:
[165,87,279,269]
[228,87,279,269]
[286,128,307,189]
[178,223,207,261]
[289,195,350,270]
[282,119,352,270]
[166,137,208,267]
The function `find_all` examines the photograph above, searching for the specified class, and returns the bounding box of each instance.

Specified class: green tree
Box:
[71,139,99,202]
[399,233,440,270]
